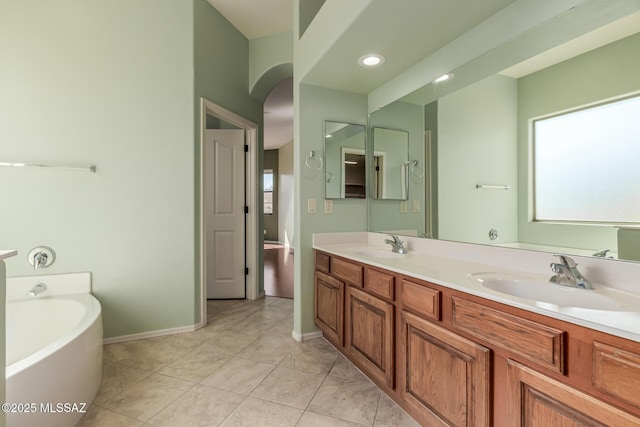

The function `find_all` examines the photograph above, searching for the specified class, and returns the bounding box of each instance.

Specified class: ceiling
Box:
[206,0,293,40]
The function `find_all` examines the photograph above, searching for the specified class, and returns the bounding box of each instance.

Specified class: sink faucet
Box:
[549,254,595,290]
[26,283,47,297]
[384,235,407,254]
[592,249,612,258]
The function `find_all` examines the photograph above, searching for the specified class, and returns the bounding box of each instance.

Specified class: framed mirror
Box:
[371,127,409,200]
[324,121,366,199]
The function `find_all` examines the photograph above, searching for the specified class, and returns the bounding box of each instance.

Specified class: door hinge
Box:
[375,165,380,171]
[244,206,249,214]
[245,267,249,275]
[244,144,249,153]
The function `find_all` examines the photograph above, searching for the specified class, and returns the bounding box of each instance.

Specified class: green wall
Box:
[279,141,295,248]
[294,84,368,335]
[517,32,640,252]
[438,74,518,244]
[0,0,265,338]
[0,0,195,338]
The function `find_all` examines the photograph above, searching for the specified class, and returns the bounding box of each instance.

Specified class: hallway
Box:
[264,243,294,299]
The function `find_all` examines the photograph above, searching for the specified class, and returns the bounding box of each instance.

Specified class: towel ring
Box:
[410,160,425,179]
[304,151,323,171]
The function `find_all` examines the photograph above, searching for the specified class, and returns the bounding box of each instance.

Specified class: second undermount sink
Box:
[467,272,639,311]
[354,249,406,259]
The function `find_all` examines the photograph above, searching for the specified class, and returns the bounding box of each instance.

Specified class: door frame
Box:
[198,98,260,327]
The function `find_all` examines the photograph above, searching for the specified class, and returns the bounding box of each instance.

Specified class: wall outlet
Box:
[413,199,420,213]
[324,199,333,214]
[308,198,317,214]
[400,200,408,213]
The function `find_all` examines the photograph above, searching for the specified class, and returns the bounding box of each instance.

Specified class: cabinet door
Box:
[314,271,344,347]
[346,286,394,388]
[399,311,490,427]
[507,360,640,427]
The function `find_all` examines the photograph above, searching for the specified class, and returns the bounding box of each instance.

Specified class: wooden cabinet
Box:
[452,297,565,374]
[314,250,640,426]
[399,310,490,427]
[314,271,344,347]
[507,359,640,426]
[345,286,395,388]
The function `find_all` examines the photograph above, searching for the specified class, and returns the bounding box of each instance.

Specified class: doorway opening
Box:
[262,78,294,299]
[199,98,259,326]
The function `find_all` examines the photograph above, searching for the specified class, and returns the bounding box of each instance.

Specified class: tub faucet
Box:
[549,254,595,290]
[26,283,47,297]
[384,235,407,254]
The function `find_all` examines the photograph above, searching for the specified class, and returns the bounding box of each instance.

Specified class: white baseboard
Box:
[292,330,323,342]
[103,324,197,345]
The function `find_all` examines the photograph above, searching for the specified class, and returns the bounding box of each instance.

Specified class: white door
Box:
[204,129,246,299]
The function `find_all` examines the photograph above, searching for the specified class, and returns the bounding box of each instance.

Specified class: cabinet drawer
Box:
[593,341,640,408]
[365,268,395,301]
[315,251,330,274]
[400,279,441,321]
[332,257,363,287]
[452,297,565,373]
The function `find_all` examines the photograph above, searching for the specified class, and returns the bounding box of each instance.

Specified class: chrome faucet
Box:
[32,251,48,270]
[384,235,407,254]
[26,283,47,297]
[592,249,612,258]
[549,254,595,290]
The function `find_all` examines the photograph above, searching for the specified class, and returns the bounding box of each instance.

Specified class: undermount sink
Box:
[467,272,639,311]
[354,249,406,259]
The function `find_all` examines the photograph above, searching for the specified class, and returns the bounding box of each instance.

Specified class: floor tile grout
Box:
[79,297,416,427]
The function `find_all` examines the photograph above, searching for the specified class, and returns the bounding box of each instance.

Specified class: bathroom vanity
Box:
[313,233,640,426]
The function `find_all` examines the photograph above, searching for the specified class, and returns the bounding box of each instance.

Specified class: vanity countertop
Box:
[0,250,17,260]
[313,232,640,343]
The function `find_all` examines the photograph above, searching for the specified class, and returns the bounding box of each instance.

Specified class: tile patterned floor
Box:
[77,297,419,427]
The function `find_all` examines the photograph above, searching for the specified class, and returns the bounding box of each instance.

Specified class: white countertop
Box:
[0,250,17,260]
[313,232,640,343]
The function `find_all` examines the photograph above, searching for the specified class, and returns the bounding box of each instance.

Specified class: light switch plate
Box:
[400,201,408,213]
[308,198,317,214]
[324,199,333,214]
[413,199,420,213]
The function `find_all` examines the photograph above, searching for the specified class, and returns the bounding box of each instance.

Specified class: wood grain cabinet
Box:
[508,359,640,426]
[345,286,395,388]
[313,250,640,425]
[314,271,344,347]
[399,310,490,427]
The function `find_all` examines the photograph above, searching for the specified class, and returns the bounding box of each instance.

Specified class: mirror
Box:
[369,8,640,262]
[371,127,409,200]
[324,121,366,199]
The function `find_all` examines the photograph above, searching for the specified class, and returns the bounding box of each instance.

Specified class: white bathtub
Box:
[5,273,103,427]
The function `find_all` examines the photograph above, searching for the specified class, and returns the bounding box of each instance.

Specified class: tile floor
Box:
[77,297,419,427]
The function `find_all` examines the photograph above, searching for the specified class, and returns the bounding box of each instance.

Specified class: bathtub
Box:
[5,273,102,427]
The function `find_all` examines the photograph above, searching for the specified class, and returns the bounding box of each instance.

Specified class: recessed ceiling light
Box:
[433,73,453,83]
[358,54,385,68]
[344,160,358,165]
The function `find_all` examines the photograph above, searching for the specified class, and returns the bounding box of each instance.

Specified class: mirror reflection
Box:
[369,12,640,262]
[371,127,409,200]
[324,121,366,199]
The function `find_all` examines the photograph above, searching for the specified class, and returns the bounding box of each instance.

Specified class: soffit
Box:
[301,0,516,94]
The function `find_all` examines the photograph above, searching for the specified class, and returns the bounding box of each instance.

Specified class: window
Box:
[533,94,640,224]
[264,170,273,215]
